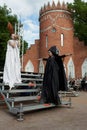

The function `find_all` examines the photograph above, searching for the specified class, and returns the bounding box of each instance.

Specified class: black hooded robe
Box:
[41,55,68,105]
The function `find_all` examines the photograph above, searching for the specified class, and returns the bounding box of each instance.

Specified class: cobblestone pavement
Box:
[0,91,87,130]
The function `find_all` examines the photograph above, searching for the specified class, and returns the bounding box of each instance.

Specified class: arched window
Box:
[67,58,75,79]
[39,59,44,73]
[25,60,34,72]
[61,33,64,46]
[81,58,87,77]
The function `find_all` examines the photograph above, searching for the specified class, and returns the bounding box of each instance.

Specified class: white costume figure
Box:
[3,34,21,89]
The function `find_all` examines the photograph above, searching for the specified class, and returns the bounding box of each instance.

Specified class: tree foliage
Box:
[68,0,87,45]
[0,4,28,70]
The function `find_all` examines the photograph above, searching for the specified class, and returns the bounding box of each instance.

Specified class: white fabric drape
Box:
[3,40,21,89]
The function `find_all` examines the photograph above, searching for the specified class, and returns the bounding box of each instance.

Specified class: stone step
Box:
[7,96,38,102]
[10,103,56,114]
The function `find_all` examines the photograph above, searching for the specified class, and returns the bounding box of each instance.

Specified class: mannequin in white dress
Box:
[3,34,21,89]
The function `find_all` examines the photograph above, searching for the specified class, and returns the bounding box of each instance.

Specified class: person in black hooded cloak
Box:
[41,46,71,105]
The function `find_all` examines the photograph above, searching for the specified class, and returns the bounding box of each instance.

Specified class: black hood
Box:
[48,46,59,55]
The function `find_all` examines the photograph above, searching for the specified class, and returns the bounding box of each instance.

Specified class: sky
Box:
[0,0,87,46]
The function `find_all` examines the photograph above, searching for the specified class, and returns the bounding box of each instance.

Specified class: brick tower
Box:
[39,1,74,76]
[39,1,74,56]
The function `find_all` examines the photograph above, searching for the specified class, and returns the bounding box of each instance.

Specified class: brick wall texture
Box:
[22,2,87,79]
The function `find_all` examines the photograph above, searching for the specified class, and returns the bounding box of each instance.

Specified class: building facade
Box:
[22,1,87,79]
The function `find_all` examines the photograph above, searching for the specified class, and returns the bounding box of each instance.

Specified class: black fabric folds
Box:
[41,46,68,105]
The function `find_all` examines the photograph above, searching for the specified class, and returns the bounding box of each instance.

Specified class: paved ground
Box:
[0,91,87,130]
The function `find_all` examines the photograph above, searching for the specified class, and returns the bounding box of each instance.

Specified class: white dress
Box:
[3,39,21,89]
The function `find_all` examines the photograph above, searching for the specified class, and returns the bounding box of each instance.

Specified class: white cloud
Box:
[23,19,39,46]
[24,29,39,45]
[0,0,87,46]
[24,19,39,32]
[0,0,33,17]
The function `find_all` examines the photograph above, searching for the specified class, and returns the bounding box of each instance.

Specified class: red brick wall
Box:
[22,40,40,72]
[23,2,87,78]
[39,10,74,56]
[73,37,87,78]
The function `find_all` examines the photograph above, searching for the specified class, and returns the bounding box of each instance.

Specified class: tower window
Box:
[61,33,64,46]
[52,27,56,32]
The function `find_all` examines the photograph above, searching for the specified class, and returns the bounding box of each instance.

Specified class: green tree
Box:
[68,0,87,45]
[0,4,28,70]
[20,39,28,56]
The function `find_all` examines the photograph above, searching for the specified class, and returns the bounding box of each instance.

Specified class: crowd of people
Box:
[68,76,87,91]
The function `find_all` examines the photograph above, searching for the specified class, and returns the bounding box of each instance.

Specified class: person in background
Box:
[28,81,36,89]
[41,46,71,105]
[3,34,21,89]
[19,81,36,96]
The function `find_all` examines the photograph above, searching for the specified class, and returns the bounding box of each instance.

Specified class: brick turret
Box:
[39,1,68,15]
[39,1,74,61]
